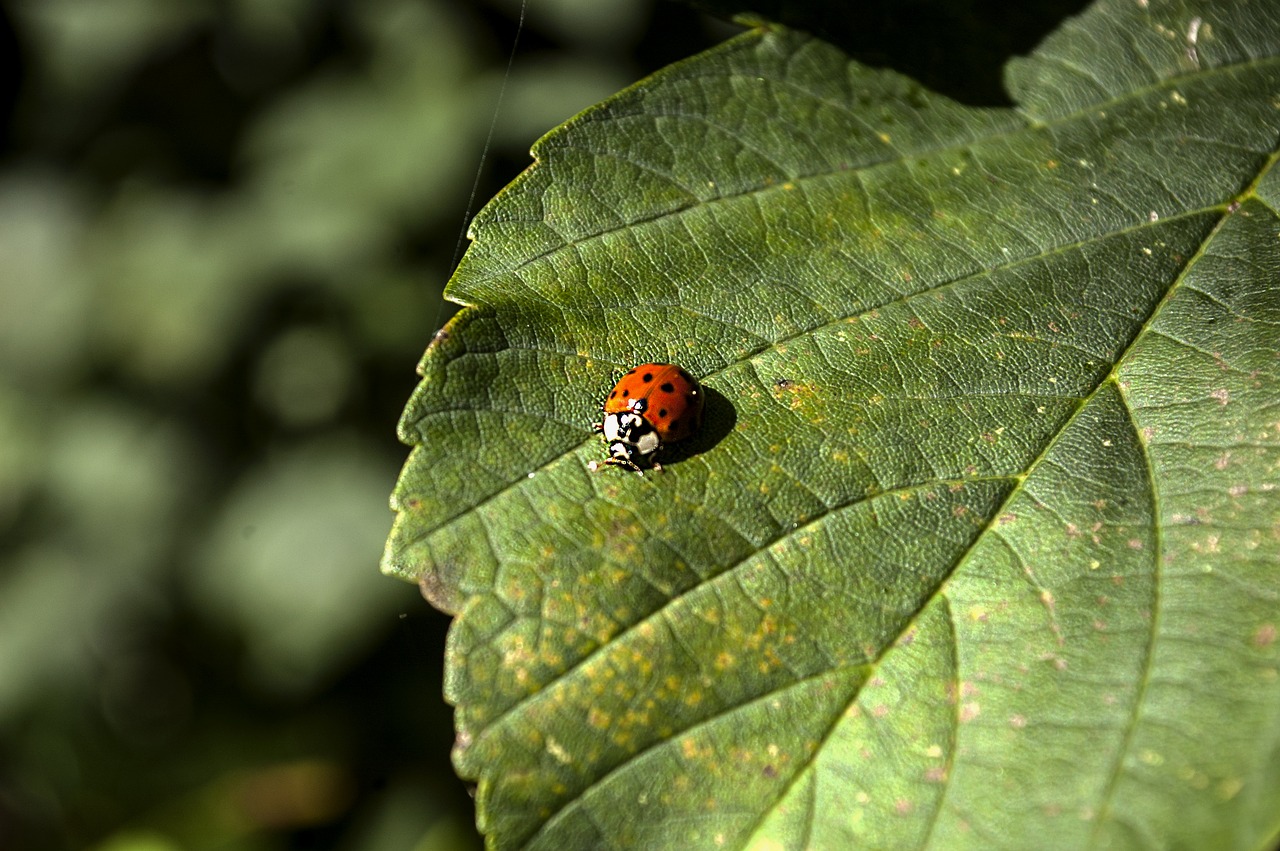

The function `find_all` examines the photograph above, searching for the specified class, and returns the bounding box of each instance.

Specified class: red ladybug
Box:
[592,363,705,472]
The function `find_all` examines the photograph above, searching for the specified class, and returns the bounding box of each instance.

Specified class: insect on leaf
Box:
[385,0,1280,847]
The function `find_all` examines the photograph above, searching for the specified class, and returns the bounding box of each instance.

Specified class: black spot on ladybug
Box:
[626,368,637,375]
[620,386,629,397]
[642,372,654,382]
[677,369,692,382]
[609,390,617,399]
[658,408,668,418]
[669,418,680,432]
[660,382,674,393]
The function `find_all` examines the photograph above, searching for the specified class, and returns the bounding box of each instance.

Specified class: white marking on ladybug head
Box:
[602,412,624,441]
[600,409,660,467]
[633,429,660,457]
[609,412,648,441]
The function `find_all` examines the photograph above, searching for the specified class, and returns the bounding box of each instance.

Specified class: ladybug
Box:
[591,363,705,472]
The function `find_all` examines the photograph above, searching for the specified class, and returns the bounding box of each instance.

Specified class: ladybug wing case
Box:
[646,367,704,443]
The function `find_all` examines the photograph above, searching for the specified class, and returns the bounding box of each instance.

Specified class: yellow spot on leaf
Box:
[546,737,572,764]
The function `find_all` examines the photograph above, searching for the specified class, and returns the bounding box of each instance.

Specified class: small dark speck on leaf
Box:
[1227,200,1241,213]
[763,764,778,779]
[774,378,793,389]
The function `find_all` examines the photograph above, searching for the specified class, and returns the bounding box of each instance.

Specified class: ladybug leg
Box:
[591,421,603,433]
[608,456,645,475]
[588,456,644,475]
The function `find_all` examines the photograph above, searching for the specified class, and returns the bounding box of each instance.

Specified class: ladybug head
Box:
[601,411,661,465]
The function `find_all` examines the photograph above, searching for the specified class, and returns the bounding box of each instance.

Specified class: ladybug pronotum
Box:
[591,363,705,473]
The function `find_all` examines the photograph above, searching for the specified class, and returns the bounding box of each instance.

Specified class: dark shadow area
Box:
[662,384,737,466]
[0,5,20,154]
[683,0,1092,105]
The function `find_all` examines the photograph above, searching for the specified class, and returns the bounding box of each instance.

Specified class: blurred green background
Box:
[0,1,727,848]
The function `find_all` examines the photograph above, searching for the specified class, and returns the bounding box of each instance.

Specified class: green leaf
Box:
[384,0,1280,847]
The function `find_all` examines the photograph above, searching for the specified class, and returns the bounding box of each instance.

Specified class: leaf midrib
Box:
[1079,157,1280,844]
